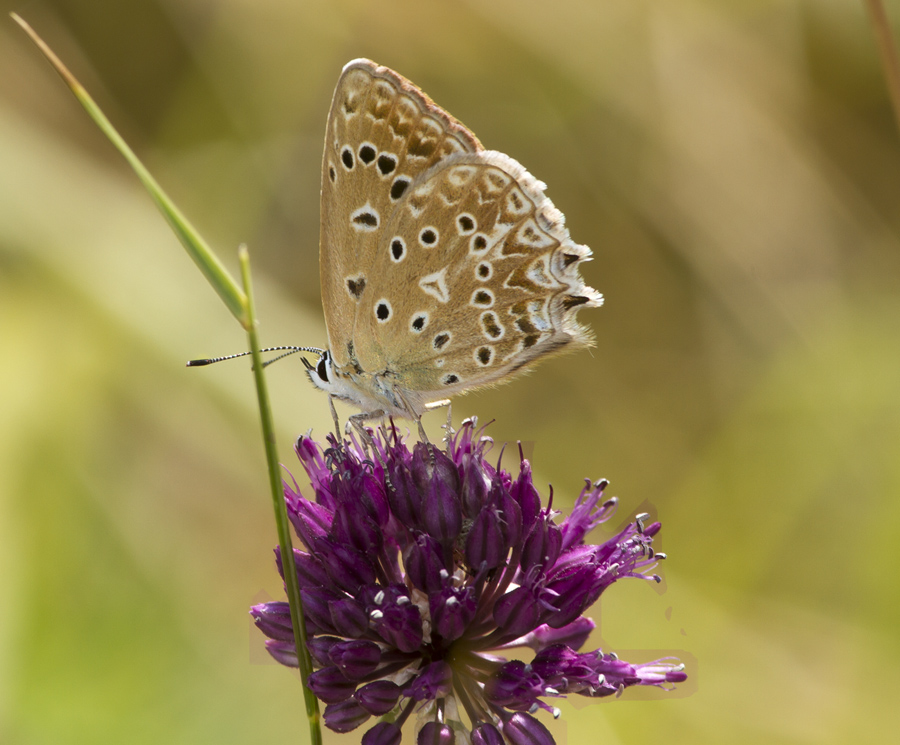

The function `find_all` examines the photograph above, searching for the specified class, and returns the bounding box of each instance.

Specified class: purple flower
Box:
[251,419,686,744]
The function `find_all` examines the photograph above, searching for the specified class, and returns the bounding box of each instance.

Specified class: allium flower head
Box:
[251,419,686,745]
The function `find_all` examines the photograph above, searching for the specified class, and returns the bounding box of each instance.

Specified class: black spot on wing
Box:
[347,277,366,299]
[391,177,411,201]
[359,144,376,164]
[377,154,397,175]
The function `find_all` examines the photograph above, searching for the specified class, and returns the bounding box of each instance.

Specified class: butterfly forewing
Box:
[320,60,480,370]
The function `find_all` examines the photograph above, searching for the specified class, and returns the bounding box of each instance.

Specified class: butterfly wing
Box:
[353,150,602,406]
[319,59,481,371]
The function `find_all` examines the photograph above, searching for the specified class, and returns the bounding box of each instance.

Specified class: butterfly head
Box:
[301,349,380,412]
[302,349,339,395]
[302,348,428,420]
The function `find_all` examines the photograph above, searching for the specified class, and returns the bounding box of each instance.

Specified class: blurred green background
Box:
[2,1,899,743]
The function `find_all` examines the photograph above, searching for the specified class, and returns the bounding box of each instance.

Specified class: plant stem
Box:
[13,14,323,739]
[240,247,322,745]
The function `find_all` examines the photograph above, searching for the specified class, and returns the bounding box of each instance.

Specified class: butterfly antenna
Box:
[261,349,306,368]
[187,346,324,367]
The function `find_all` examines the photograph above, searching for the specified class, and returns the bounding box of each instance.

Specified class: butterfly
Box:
[303,59,602,423]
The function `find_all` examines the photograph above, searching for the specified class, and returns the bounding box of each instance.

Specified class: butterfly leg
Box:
[347,410,396,493]
[441,403,455,443]
[422,398,453,443]
[390,388,435,445]
[328,395,342,441]
[346,410,383,447]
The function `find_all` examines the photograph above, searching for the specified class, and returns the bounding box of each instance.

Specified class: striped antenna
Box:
[187,346,324,368]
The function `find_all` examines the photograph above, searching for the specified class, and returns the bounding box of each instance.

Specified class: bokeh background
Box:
[2,1,899,743]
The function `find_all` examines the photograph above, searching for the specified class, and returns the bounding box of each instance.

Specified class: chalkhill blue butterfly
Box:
[303,59,603,423]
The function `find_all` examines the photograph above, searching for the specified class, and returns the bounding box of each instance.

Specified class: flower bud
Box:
[355,680,402,716]
[418,722,455,745]
[308,666,356,703]
[329,639,382,679]
[362,722,402,745]
[324,698,370,733]
[503,713,555,745]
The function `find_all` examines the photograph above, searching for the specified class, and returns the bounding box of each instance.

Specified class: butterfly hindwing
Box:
[354,151,602,399]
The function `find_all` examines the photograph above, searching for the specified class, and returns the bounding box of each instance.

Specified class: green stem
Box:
[14,14,322,739]
[239,248,322,745]
[865,0,900,135]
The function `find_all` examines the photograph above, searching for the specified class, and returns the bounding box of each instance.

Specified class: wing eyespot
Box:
[391,177,411,201]
[457,213,476,234]
[433,332,451,350]
[419,228,438,247]
[390,237,406,262]
[358,143,376,165]
[377,153,397,176]
[375,299,393,322]
[410,313,429,333]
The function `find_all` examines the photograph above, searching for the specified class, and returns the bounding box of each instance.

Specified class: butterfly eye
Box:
[316,356,329,382]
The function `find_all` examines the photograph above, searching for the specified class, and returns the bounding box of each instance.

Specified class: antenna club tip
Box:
[186,359,212,367]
